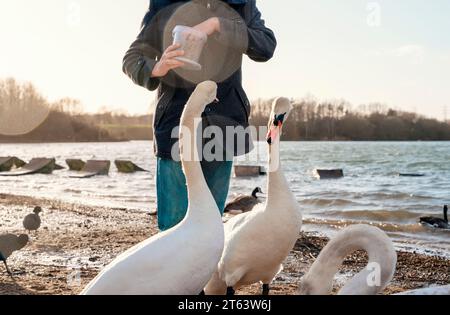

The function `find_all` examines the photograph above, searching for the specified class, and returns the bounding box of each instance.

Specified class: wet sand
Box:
[0,193,448,295]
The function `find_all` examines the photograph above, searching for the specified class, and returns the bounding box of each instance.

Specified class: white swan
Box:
[81,81,224,295]
[205,97,302,295]
[394,285,450,295]
[297,224,397,295]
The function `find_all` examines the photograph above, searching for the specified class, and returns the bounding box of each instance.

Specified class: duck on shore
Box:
[0,234,29,278]
[420,205,449,229]
[224,187,264,215]
[23,206,42,233]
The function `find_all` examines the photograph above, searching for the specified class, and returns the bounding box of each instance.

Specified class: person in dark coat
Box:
[123,0,276,231]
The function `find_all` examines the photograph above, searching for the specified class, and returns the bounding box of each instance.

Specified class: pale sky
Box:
[0,0,449,119]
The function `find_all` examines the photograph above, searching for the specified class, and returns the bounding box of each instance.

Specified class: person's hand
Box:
[151,44,185,78]
[192,17,220,36]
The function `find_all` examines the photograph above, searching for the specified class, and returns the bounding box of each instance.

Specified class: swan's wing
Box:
[218,207,269,283]
[83,228,212,295]
[224,204,262,234]
[82,232,172,291]
[221,205,266,258]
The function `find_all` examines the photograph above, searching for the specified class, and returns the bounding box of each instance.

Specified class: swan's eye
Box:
[272,115,278,126]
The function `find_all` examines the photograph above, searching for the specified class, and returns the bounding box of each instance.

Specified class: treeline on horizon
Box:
[250,98,450,141]
[0,78,149,143]
[1,78,449,143]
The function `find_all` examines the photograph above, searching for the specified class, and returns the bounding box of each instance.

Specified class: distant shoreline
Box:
[2,79,449,145]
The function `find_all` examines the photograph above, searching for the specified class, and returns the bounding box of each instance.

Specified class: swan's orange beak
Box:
[266,123,282,145]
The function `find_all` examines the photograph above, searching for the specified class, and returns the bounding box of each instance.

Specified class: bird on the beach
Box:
[81,81,224,295]
[297,225,397,295]
[0,234,29,278]
[205,97,302,296]
[224,187,264,215]
[420,205,449,229]
[23,206,42,233]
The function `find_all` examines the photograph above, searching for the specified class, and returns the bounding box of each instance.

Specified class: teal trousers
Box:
[156,158,233,231]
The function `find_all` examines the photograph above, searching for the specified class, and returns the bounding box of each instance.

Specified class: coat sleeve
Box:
[216,0,277,62]
[122,18,162,91]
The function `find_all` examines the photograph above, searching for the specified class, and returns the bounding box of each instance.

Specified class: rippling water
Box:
[1,141,449,257]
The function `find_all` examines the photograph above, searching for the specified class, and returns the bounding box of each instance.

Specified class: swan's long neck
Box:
[180,110,204,197]
[444,207,448,222]
[301,225,397,295]
[266,134,293,209]
[179,102,218,222]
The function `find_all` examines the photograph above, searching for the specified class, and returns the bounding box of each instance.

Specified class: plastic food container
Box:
[172,25,208,71]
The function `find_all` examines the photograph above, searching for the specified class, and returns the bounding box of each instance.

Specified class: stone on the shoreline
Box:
[69,160,111,179]
[0,158,56,176]
[114,160,148,173]
[0,157,26,172]
[66,159,86,171]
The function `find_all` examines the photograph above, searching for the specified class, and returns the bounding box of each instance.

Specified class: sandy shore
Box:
[0,193,448,295]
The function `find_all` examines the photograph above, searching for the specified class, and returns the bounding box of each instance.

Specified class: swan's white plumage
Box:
[297,224,397,295]
[81,81,224,295]
[205,97,302,294]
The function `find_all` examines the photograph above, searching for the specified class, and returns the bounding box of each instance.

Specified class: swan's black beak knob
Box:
[266,113,287,145]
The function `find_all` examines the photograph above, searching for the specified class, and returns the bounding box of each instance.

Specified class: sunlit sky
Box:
[1,0,449,119]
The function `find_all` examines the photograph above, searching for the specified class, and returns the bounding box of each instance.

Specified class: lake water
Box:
[1,141,449,257]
